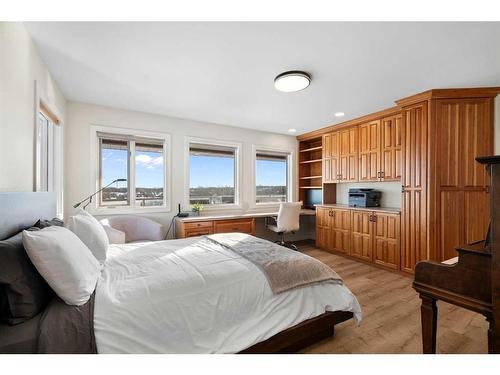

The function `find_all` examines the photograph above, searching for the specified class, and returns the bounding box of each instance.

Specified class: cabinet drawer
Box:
[214,219,255,234]
[184,221,213,230]
[184,228,214,238]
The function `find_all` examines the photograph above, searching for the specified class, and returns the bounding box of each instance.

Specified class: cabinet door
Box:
[323,132,340,182]
[339,127,358,182]
[316,208,332,249]
[380,114,402,181]
[400,101,428,273]
[331,209,350,253]
[323,133,332,158]
[359,121,381,181]
[373,213,400,270]
[434,98,492,261]
[350,210,372,261]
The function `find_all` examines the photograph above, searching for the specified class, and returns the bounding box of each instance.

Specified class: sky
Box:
[102,149,163,188]
[102,150,286,188]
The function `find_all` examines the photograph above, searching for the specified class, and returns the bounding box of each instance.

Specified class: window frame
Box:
[184,137,242,211]
[34,82,64,218]
[90,125,171,214]
[251,144,294,208]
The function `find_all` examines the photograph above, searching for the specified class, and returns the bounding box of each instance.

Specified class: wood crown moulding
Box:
[297,86,500,141]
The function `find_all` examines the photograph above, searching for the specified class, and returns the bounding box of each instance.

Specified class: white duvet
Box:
[94,236,362,353]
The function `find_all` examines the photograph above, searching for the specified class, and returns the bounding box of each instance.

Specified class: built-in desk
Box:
[175,209,315,238]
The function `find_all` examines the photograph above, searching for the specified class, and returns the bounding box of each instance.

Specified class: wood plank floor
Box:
[299,244,489,354]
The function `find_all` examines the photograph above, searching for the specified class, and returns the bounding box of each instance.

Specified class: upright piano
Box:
[413,155,500,354]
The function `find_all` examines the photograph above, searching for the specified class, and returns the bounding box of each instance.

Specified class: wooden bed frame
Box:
[239,311,354,353]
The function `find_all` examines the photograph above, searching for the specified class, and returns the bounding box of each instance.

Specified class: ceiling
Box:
[25,22,500,135]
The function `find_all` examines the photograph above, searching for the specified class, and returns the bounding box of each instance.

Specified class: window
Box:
[189,143,238,206]
[255,151,289,204]
[36,101,63,216]
[96,130,169,210]
[36,112,51,192]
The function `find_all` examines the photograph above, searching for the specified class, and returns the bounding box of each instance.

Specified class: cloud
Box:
[136,154,163,169]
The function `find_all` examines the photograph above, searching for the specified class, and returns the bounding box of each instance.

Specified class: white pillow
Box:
[22,226,101,306]
[67,208,109,263]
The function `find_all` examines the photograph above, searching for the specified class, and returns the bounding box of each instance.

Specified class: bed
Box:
[0,192,361,354]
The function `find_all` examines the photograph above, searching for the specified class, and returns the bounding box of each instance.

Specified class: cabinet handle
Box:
[372,214,377,223]
[486,185,490,193]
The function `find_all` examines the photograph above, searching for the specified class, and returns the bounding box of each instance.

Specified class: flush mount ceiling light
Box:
[274,71,311,92]
[288,128,297,133]
[334,112,345,117]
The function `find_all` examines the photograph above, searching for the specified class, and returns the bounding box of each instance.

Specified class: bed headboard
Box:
[0,192,56,240]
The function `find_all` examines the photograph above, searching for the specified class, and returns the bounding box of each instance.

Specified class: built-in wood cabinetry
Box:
[396,89,498,272]
[300,87,499,273]
[316,206,400,270]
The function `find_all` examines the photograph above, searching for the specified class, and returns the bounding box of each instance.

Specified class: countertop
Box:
[315,203,401,214]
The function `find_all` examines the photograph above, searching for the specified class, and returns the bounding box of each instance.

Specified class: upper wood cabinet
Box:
[359,116,402,182]
[323,128,357,183]
[339,127,358,182]
[380,114,402,181]
[359,120,380,181]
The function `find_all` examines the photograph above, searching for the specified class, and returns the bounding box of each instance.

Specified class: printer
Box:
[348,188,381,207]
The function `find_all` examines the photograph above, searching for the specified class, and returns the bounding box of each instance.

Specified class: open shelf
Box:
[299,159,322,164]
[300,175,322,180]
[298,136,324,208]
[300,146,323,153]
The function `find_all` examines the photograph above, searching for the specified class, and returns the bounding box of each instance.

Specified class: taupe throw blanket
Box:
[206,233,343,294]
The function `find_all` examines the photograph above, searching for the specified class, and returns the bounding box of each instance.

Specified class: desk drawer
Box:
[214,219,255,234]
[184,221,213,230]
[184,228,214,238]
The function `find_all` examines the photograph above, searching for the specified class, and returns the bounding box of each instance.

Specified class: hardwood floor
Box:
[299,243,489,354]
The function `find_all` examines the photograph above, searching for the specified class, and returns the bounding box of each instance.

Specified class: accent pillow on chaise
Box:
[22,226,101,306]
[66,208,109,263]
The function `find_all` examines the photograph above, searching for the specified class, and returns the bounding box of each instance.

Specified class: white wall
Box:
[0,22,66,191]
[64,102,315,238]
[335,181,402,208]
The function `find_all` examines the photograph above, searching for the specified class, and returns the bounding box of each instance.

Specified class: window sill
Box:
[196,204,243,212]
[89,205,172,216]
